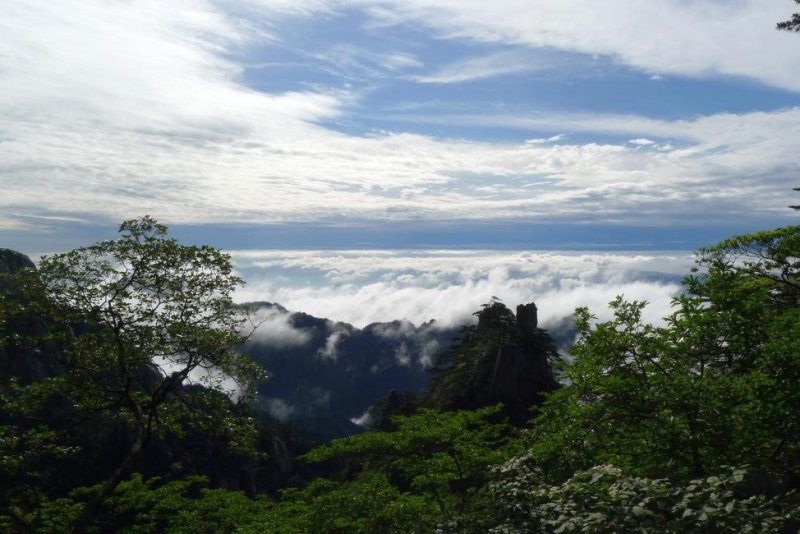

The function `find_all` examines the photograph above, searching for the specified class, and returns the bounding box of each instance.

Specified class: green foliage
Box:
[425,323,508,411]
[479,461,800,533]
[0,217,266,530]
[532,297,736,479]
[425,299,559,420]
[426,301,516,409]
[778,0,800,32]
[267,472,432,533]
[691,226,800,478]
[0,423,79,532]
[294,406,514,531]
[102,474,273,533]
[36,216,265,395]
[0,474,275,533]
[0,420,75,485]
[530,226,800,484]
[692,225,800,311]
[4,223,800,532]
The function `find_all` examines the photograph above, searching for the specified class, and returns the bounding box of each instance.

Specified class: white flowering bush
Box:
[476,461,800,533]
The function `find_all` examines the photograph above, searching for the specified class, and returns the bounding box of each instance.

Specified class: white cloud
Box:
[0,218,35,230]
[353,0,800,92]
[264,397,296,422]
[394,342,412,366]
[385,53,424,70]
[412,50,546,84]
[629,138,655,146]
[308,387,332,408]
[153,355,245,401]
[351,408,376,427]
[371,321,410,337]
[419,339,440,368]
[312,44,423,80]
[233,249,693,328]
[526,134,566,145]
[317,327,349,360]
[250,307,312,347]
[1,0,798,236]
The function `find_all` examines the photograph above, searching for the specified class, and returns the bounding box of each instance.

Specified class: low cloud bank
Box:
[316,328,349,361]
[249,307,312,348]
[233,250,693,329]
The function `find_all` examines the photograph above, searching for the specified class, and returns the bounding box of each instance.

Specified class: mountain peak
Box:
[0,248,35,274]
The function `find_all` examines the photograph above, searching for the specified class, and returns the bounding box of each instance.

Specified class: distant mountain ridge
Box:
[240,302,460,436]
[1,248,575,441]
[0,247,576,501]
[0,248,35,273]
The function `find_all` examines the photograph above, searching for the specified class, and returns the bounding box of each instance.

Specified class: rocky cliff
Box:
[0,248,68,383]
[241,302,459,433]
[426,300,560,425]
[0,248,35,273]
[482,302,560,424]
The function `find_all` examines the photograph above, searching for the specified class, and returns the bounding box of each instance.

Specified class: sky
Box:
[1,1,799,325]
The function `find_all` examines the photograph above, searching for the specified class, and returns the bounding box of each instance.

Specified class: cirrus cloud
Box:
[1,0,797,253]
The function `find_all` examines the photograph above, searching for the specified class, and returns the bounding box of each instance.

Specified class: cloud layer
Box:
[250,307,313,347]
[357,0,800,91]
[233,249,694,328]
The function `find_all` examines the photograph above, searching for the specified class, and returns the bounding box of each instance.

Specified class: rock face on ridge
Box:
[427,300,560,425]
[0,248,67,384]
[486,302,559,424]
[240,302,460,433]
[0,248,35,274]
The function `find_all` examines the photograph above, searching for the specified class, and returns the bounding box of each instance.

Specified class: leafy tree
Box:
[102,474,274,533]
[267,472,431,533]
[778,0,800,32]
[296,406,514,531]
[693,225,800,309]
[0,217,265,531]
[368,389,420,432]
[0,423,77,531]
[530,226,800,485]
[531,297,728,480]
[0,474,276,533]
[689,226,800,481]
[476,461,800,533]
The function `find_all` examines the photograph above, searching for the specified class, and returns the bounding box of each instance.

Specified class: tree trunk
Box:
[687,414,704,478]
[70,425,145,533]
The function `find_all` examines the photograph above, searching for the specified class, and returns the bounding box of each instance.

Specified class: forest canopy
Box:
[1,221,800,532]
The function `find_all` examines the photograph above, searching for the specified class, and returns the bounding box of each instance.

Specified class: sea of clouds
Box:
[231,249,695,330]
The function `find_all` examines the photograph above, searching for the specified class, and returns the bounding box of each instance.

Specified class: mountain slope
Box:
[241,302,459,432]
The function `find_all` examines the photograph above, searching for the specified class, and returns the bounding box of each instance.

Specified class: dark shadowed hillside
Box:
[241,300,577,438]
[240,303,459,435]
